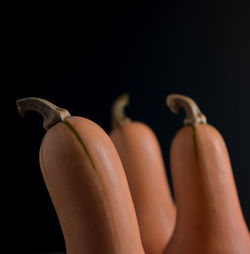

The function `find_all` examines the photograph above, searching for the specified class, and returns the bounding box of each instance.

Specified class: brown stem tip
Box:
[17,97,71,130]
[166,94,207,126]
[111,93,131,128]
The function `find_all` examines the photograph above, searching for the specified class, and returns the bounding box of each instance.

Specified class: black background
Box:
[5,1,250,253]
